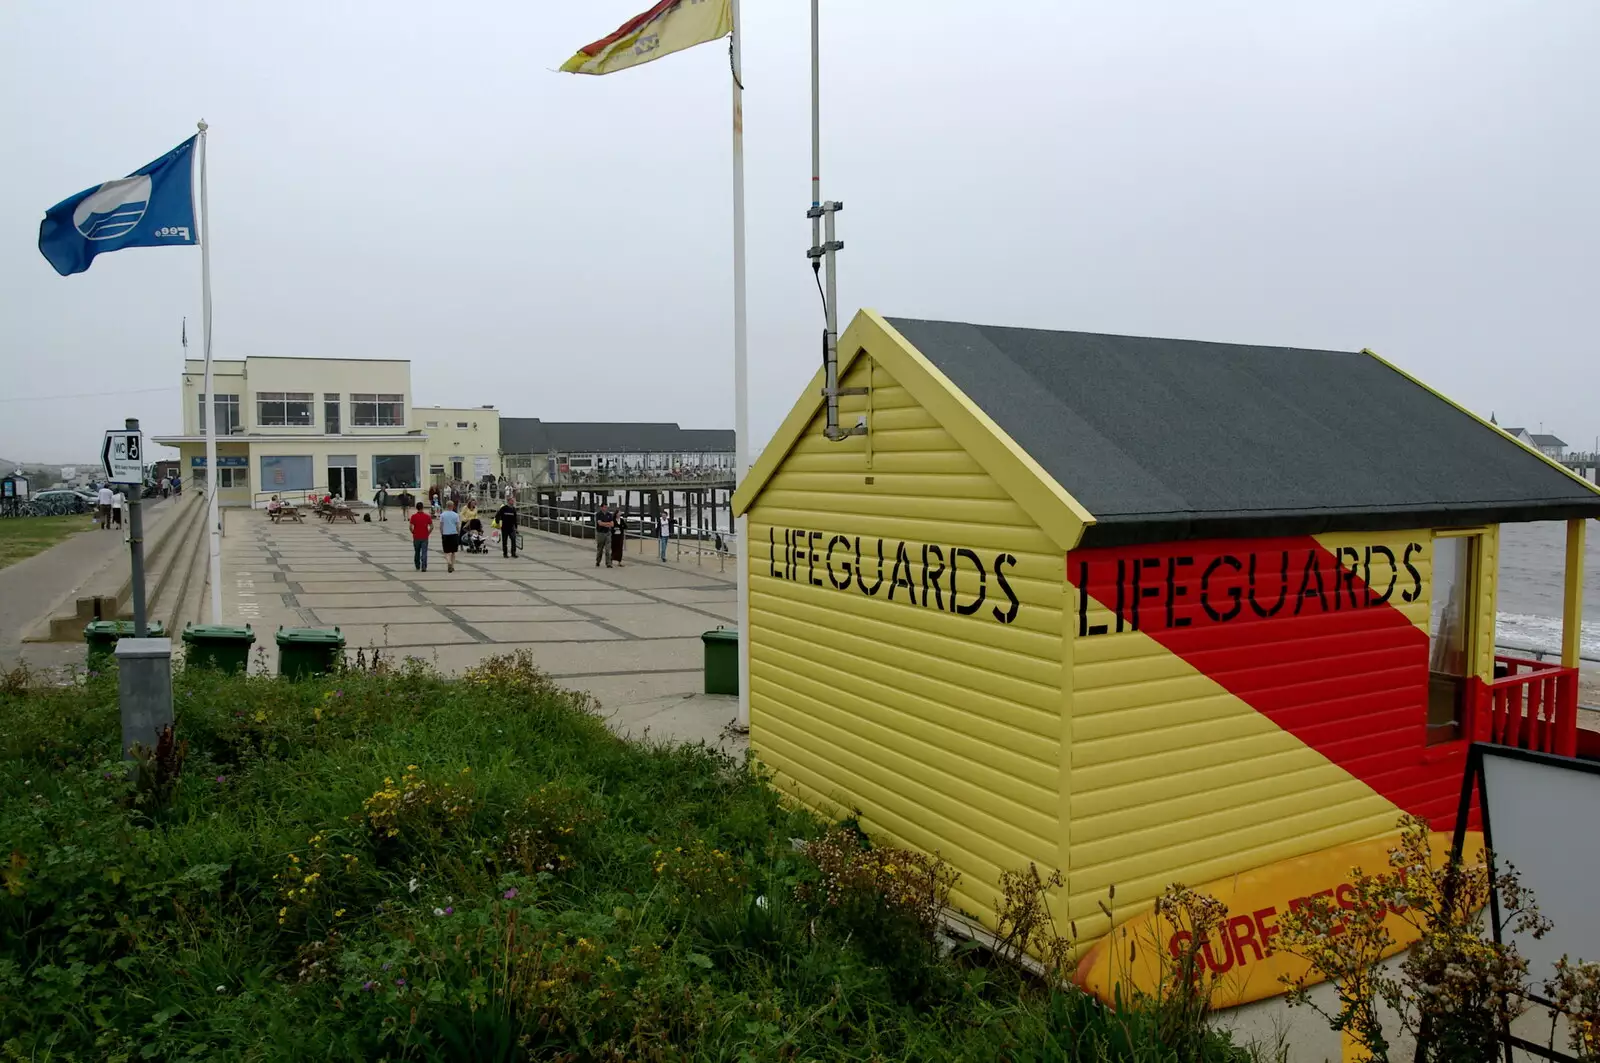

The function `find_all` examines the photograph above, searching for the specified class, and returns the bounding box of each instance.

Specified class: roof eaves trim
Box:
[1361,348,1600,501]
[733,308,1097,552]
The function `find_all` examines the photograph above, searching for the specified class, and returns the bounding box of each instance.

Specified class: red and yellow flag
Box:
[560,0,733,76]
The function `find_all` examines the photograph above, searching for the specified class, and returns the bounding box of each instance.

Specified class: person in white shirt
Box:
[96,485,113,531]
[111,488,126,530]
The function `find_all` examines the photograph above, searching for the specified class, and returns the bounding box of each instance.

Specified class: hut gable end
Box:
[743,347,1069,926]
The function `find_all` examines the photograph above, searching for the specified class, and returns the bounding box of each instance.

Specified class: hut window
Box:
[1426,533,1479,745]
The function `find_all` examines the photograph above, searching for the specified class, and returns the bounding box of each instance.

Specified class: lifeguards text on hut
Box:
[1072,539,1427,638]
[767,528,1021,624]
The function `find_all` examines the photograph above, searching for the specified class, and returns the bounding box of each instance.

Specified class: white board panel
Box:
[1481,749,1600,988]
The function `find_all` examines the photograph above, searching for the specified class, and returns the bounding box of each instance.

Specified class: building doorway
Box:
[451,458,464,481]
[327,455,357,501]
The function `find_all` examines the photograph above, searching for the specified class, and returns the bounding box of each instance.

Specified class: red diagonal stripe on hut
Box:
[1069,535,1475,829]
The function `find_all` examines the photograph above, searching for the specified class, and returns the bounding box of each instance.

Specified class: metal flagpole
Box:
[731,0,751,731]
[197,119,223,624]
[807,1,851,442]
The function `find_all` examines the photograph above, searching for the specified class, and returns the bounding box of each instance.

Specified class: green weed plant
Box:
[2,651,1265,1062]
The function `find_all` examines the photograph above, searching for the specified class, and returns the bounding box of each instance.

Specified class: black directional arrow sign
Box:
[102,429,143,484]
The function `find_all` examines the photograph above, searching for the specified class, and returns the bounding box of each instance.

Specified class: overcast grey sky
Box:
[2,1,1596,465]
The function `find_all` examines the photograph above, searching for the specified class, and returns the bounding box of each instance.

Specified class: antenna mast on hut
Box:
[808,0,865,442]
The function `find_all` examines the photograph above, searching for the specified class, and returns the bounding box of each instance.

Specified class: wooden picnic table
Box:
[330,504,356,523]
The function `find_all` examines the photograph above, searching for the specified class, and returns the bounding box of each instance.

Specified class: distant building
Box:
[413,405,500,486]
[153,357,427,506]
[1502,427,1568,459]
[1501,426,1536,445]
[500,419,735,486]
[1530,434,1567,459]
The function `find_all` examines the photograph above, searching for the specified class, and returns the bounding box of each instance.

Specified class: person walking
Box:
[409,501,433,572]
[96,483,114,531]
[495,496,519,559]
[439,500,461,573]
[594,501,615,567]
[611,505,626,567]
[656,508,672,562]
[111,487,125,532]
[462,498,480,535]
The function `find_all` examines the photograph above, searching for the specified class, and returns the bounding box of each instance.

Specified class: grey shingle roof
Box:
[499,418,549,455]
[1530,434,1567,448]
[886,316,1600,547]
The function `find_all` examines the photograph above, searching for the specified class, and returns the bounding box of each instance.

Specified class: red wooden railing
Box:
[1481,655,1579,757]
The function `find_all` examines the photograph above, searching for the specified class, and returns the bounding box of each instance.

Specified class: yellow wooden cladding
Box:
[747,355,1066,923]
[1062,529,1435,940]
[738,316,1528,971]
[734,310,1095,552]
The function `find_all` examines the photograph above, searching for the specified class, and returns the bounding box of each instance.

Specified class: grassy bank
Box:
[1,655,1268,1062]
[0,514,86,570]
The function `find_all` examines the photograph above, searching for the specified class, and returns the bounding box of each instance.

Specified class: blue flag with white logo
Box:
[38,136,198,277]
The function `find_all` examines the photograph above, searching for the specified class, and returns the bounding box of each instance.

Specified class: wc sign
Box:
[101,429,143,484]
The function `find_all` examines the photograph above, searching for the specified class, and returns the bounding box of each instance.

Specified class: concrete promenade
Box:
[216,509,746,752]
[0,497,179,672]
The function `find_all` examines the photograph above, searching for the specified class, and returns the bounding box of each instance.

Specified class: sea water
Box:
[1496,521,1600,659]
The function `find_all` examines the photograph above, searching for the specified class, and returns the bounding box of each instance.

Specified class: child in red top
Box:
[409,502,433,571]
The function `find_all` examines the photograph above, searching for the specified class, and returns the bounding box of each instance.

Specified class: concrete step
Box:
[27,493,202,641]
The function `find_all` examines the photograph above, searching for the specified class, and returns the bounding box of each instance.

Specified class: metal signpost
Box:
[102,419,148,637]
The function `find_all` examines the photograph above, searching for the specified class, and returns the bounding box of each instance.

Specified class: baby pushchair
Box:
[462,523,490,553]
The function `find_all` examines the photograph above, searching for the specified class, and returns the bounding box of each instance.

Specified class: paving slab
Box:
[579,670,703,712]
[286,572,393,584]
[581,602,730,639]
[651,586,747,605]
[202,513,746,749]
[310,606,448,625]
[468,620,622,643]
[533,588,654,605]
[450,605,586,623]
[418,590,541,607]
[295,592,424,609]
[339,623,480,649]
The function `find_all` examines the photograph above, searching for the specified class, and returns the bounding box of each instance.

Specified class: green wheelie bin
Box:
[182,624,256,673]
[275,626,346,679]
[700,628,739,696]
[85,619,167,672]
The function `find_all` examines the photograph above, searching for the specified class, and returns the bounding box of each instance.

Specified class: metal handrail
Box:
[1494,641,1600,667]
[517,503,739,573]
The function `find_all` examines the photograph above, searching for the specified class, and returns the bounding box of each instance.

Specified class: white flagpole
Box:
[731,0,751,731]
[197,119,223,625]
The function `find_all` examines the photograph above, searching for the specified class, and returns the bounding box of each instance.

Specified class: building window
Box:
[373,454,421,489]
[352,393,405,427]
[259,455,314,492]
[196,394,241,435]
[456,421,469,429]
[195,467,247,489]
[1427,533,1480,746]
[324,393,341,434]
[257,392,314,427]
[429,464,445,476]
[425,420,439,428]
